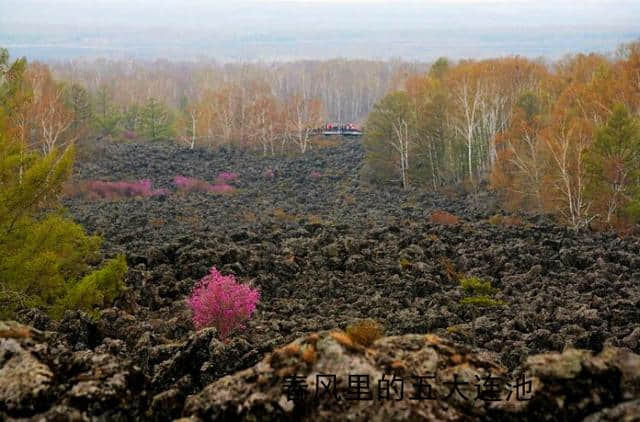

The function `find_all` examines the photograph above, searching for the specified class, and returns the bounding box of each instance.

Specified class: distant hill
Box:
[1,0,639,61]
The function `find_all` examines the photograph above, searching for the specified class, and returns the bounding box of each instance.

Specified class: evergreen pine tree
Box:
[585,103,640,225]
[93,85,120,139]
[66,83,93,138]
[141,97,172,141]
[0,49,127,319]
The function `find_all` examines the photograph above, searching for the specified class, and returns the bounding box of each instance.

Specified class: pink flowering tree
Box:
[173,175,235,195]
[84,179,167,200]
[186,266,260,341]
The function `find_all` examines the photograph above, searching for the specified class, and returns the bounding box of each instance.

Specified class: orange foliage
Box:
[438,257,460,282]
[21,63,76,153]
[302,345,318,364]
[330,330,363,352]
[491,45,640,229]
[488,214,524,227]
[430,210,460,225]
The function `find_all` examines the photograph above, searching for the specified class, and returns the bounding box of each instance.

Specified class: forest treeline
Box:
[364,43,640,231]
[45,58,419,153]
[3,43,640,232]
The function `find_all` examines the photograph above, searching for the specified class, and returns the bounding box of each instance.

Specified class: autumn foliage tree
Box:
[365,56,546,190]
[360,43,640,230]
[18,63,77,154]
[246,91,283,156]
[492,47,640,230]
[284,93,324,154]
[48,57,398,150]
[491,92,547,210]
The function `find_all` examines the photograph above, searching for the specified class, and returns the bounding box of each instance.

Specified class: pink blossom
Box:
[263,168,275,180]
[309,170,322,180]
[122,130,137,140]
[216,171,238,183]
[209,183,234,194]
[173,175,211,192]
[186,267,260,341]
[85,179,166,199]
[173,175,235,195]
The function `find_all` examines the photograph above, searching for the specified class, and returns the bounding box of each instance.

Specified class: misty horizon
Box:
[1,0,639,62]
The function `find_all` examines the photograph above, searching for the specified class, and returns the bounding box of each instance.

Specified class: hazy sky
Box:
[1,0,638,61]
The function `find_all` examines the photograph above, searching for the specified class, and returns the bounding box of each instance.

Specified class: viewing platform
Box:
[321,123,363,137]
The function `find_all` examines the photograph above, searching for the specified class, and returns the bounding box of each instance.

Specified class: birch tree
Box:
[450,75,484,183]
[26,64,75,154]
[363,91,414,188]
[284,94,324,154]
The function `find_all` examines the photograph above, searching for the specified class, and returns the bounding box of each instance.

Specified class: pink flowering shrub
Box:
[173,175,235,195]
[263,168,275,180]
[216,171,238,183]
[187,266,260,341]
[210,183,234,194]
[122,130,137,140]
[173,175,213,193]
[84,179,167,200]
[309,170,322,180]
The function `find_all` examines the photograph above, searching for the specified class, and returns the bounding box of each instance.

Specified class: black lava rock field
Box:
[4,139,640,420]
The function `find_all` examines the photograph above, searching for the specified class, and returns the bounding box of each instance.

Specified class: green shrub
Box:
[458,276,505,346]
[52,255,128,319]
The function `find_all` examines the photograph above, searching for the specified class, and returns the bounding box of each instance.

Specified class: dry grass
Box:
[241,210,258,222]
[331,330,363,352]
[305,333,320,346]
[61,180,83,198]
[592,217,638,236]
[176,214,204,228]
[438,257,461,282]
[341,193,356,204]
[430,210,460,225]
[311,137,342,149]
[441,186,459,201]
[346,319,384,347]
[0,325,31,339]
[272,207,298,222]
[280,343,301,357]
[488,214,524,226]
[391,360,407,370]
[269,342,302,368]
[302,345,318,364]
[150,217,166,227]
[307,214,328,225]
